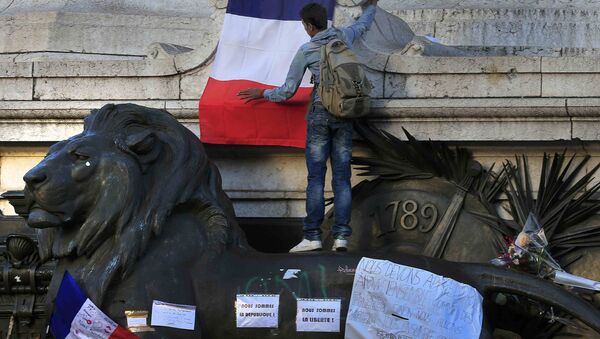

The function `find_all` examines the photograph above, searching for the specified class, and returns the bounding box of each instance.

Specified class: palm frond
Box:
[353,122,477,183]
[502,152,600,261]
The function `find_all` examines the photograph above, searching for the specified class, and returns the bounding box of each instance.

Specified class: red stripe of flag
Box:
[199,78,310,148]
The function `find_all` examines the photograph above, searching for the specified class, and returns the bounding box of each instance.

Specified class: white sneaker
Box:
[289,239,322,253]
[332,238,348,252]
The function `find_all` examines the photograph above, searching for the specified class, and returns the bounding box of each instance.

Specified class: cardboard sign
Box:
[150,300,196,330]
[236,294,279,328]
[346,257,483,339]
[296,298,341,332]
[125,310,148,328]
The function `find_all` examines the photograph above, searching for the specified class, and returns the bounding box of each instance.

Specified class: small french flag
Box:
[49,271,138,339]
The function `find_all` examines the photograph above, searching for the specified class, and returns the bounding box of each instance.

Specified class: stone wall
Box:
[2,52,600,216]
[2,2,600,219]
[0,0,222,61]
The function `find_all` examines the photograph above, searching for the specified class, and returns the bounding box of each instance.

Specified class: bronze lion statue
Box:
[22,104,600,338]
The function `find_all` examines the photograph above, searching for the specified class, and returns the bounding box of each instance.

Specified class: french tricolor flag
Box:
[199,0,335,148]
[50,272,138,339]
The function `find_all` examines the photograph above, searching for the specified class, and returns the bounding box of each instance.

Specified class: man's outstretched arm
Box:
[238,48,308,103]
[339,0,378,47]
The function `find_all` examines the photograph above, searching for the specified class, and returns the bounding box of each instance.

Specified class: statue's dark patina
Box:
[21,104,600,338]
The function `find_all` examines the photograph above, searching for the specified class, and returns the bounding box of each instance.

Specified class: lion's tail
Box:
[466,263,600,333]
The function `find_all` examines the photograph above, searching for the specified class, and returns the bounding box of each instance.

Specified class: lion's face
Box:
[25,136,100,228]
[24,132,142,257]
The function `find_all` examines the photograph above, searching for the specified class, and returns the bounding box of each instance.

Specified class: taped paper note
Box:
[150,300,196,330]
[345,257,483,339]
[125,310,148,328]
[296,298,341,332]
[125,310,154,333]
[236,294,279,328]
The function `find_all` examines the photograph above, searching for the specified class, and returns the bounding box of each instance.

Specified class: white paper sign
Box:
[68,298,120,338]
[150,300,196,330]
[296,298,341,332]
[345,257,483,339]
[236,294,279,328]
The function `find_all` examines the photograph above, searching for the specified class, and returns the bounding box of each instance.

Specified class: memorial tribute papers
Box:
[346,257,483,339]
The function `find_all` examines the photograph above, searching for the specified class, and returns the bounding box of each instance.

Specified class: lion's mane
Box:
[37,103,244,302]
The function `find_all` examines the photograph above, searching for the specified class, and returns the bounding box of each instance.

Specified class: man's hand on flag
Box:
[237,88,265,104]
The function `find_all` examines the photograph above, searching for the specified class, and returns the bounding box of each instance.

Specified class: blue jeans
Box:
[303,103,353,241]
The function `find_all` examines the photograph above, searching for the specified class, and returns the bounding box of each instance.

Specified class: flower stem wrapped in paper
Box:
[513,213,561,277]
[492,212,600,292]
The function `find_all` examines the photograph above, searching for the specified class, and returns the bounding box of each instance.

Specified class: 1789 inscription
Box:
[372,200,439,235]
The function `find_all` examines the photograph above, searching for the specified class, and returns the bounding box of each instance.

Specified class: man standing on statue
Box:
[238,0,378,252]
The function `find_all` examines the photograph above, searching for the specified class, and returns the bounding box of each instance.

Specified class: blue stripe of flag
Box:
[49,271,87,339]
[226,0,335,21]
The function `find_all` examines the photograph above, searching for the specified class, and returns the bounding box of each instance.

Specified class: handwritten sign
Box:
[296,298,341,332]
[236,294,279,328]
[70,299,120,337]
[345,257,483,339]
[150,300,196,330]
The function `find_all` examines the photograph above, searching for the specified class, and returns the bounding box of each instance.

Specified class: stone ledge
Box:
[0,118,199,142]
[0,55,599,82]
[371,98,567,117]
[226,191,307,200]
[0,100,199,142]
[0,100,198,118]
[370,98,572,141]
[0,98,569,118]
[567,98,600,116]
[0,98,588,142]
[374,118,572,142]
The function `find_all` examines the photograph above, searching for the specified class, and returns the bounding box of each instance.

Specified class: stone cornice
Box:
[4,56,600,79]
[0,98,599,142]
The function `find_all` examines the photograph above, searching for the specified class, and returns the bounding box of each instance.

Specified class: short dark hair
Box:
[300,3,327,30]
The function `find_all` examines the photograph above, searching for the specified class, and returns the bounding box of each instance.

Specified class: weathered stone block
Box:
[214,155,308,192]
[180,67,211,99]
[432,9,600,49]
[0,13,55,53]
[543,74,600,97]
[0,11,212,57]
[0,79,32,100]
[34,77,180,100]
[385,56,541,74]
[232,200,305,218]
[0,62,32,77]
[542,57,600,73]
[34,59,178,77]
[384,73,541,98]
